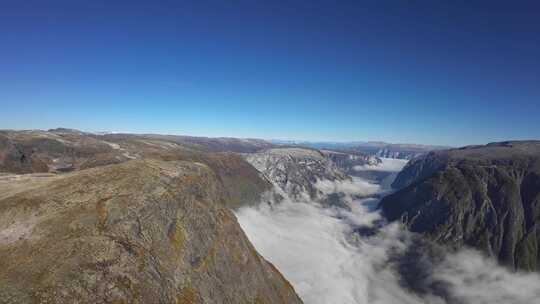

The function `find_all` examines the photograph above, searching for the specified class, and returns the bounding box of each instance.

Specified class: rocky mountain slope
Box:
[320,149,380,174]
[101,133,275,153]
[274,140,447,160]
[0,129,274,174]
[0,129,302,303]
[0,129,116,173]
[318,149,404,183]
[0,159,302,303]
[244,148,354,209]
[0,129,272,210]
[380,141,540,271]
[354,142,449,160]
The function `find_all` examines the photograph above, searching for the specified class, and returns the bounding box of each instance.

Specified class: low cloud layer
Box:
[353,157,409,172]
[432,250,540,303]
[315,177,381,197]
[235,162,540,304]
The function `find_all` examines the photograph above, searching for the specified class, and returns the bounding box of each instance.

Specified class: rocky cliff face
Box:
[244,148,350,205]
[0,129,275,174]
[127,134,275,153]
[320,149,380,174]
[374,148,423,160]
[350,143,449,160]
[380,141,540,271]
[0,129,272,210]
[0,159,302,303]
[0,129,150,173]
[390,151,448,189]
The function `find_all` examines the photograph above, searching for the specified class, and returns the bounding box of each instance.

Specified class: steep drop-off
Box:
[0,160,302,303]
[380,141,540,271]
[244,148,350,207]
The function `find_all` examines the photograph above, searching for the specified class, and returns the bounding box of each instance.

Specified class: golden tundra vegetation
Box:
[0,129,302,304]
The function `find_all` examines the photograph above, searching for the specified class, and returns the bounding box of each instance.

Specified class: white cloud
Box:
[236,199,420,304]
[433,250,540,304]
[315,177,381,197]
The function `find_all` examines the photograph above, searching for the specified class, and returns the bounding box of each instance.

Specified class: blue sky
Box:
[1,1,539,146]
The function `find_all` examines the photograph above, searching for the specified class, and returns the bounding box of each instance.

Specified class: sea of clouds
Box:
[235,158,540,304]
[353,158,409,172]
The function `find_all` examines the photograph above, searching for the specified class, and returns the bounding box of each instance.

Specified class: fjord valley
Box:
[1,128,540,304]
[3,1,540,303]
[381,141,540,272]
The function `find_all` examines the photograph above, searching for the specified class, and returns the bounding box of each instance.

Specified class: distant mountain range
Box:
[271,139,450,160]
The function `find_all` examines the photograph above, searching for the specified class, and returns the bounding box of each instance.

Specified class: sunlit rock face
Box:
[321,149,381,171]
[237,156,540,304]
[341,142,449,160]
[381,141,540,271]
[0,159,302,304]
[244,148,350,202]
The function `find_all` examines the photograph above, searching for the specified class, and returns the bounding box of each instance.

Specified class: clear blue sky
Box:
[1,1,539,146]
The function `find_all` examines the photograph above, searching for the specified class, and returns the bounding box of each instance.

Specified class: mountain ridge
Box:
[0,159,302,303]
[380,141,540,271]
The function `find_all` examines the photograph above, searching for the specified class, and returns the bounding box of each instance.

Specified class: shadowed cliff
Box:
[380,141,540,271]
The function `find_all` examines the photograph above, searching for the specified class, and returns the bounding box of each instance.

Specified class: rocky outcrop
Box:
[0,130,125,173]
[321,149,380,174]
[0,129,276,174]
[101,133,275,153]
[374,148,423,160]
[244,148,350,207]
[0,132,50,173]
[380,141,540,271]
[390,151,448,189]
[0,130,273,210]
[0,159,302,303]
[352,143,449,160]
[156,151,272,209]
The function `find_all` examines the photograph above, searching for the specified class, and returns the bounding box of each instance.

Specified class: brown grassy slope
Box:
[0,159,302,304]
